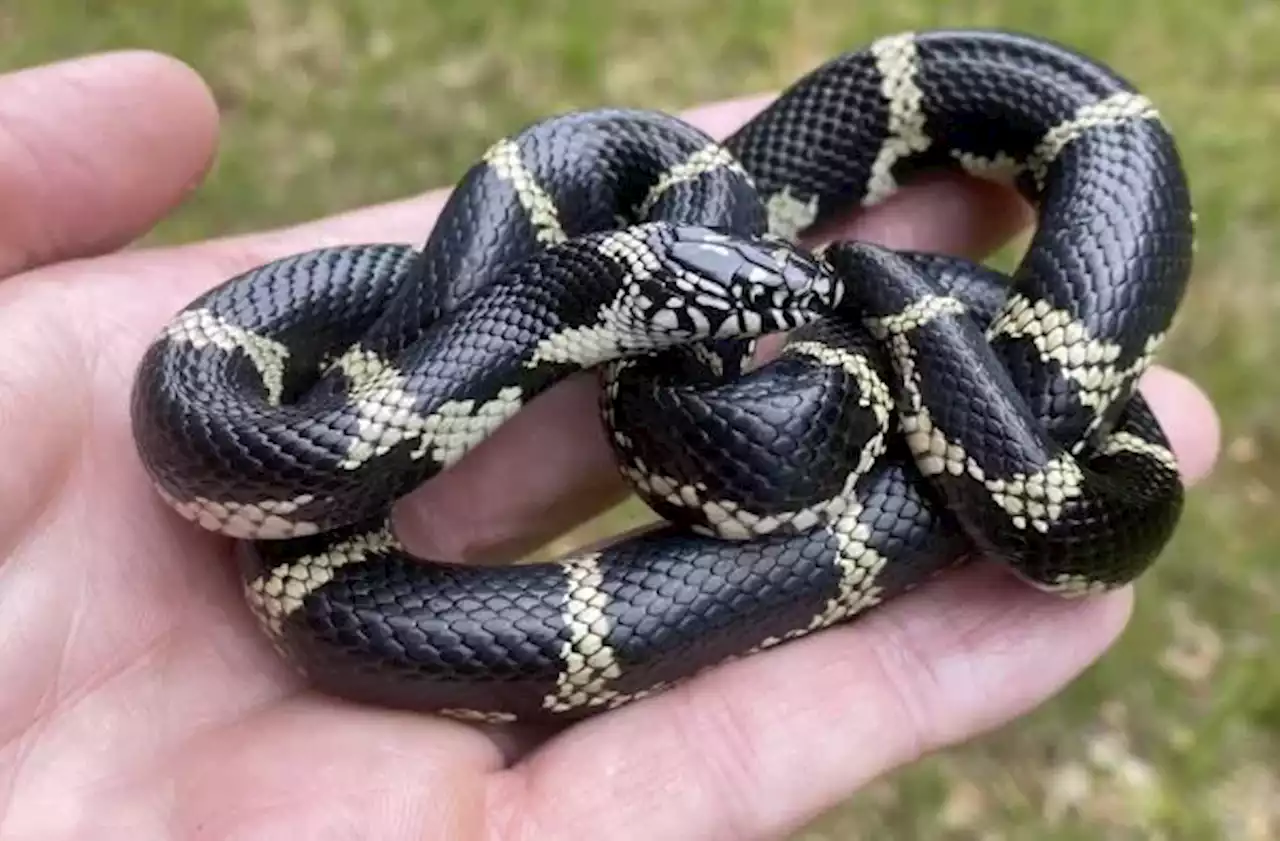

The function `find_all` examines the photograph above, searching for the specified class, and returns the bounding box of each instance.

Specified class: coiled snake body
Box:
[131,30,1195,723]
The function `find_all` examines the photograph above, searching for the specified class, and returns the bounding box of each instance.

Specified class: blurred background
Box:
[2,1,1276,838]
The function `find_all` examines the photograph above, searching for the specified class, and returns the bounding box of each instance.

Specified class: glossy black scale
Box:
[130,29,1195,722]
[607,254,1011,530]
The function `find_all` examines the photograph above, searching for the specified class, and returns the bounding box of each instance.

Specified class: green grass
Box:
[4,0,1278,837]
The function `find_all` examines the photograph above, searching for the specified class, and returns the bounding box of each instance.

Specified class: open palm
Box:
[0,52,1219,841]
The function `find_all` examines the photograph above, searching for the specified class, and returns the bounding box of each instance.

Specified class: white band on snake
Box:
[130,29,1195,723]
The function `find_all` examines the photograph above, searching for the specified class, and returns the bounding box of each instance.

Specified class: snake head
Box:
[664,225,843,334]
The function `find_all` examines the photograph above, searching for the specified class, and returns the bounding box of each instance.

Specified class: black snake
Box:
[130,29,1195,723]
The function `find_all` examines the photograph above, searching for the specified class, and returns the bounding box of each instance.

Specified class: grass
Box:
[4,0,1278,838]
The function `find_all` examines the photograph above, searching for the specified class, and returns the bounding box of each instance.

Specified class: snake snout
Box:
[667,225,839,323]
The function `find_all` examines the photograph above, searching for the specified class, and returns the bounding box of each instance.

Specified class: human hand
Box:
[0,52,1220,840]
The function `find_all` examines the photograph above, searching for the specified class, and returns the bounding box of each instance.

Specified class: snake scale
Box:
[130,29,1195,723]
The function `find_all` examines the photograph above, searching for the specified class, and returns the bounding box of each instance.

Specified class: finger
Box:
[207,96,786,253]
[0,51,219,277]
[493,371,1215,839]
[1139,366,1220,484]
[202,95,1029,269]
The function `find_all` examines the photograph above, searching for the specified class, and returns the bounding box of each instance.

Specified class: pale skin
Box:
[0,52,1220,841]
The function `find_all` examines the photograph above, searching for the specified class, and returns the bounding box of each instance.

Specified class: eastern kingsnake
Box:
[130,29,1195,723]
